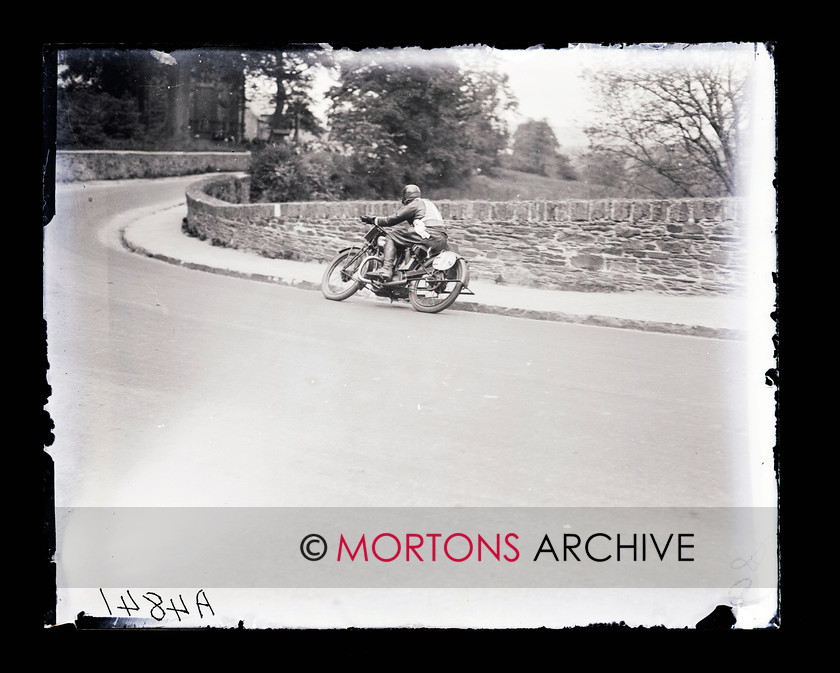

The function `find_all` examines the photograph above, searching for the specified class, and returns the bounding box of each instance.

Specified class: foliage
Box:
[248,143,616,203]
[55,47,250,149]
[56,48,167,148]
[54,46,758,202]
[249,144,360,202]
[508,118,577,180]
[58,48,159,100]
[323,49,514,199]
[242,49,329,141]
[57,88,144,146]
[425,167,615,201]
[583,50,749,197]
[575,151,629,193]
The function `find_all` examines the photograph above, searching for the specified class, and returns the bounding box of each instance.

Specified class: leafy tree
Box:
[577,151,628,190]
[323,48,514,198]
[58,48,158,102]
[583,50,750,197]
[57,48,165,147]
[57,47,250,148]
[243,48,329,143]
[509,118,576,179]
[455,60,518,175]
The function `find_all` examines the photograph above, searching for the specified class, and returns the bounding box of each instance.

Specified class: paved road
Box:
[43,177,766,509]
[43,177,781,631]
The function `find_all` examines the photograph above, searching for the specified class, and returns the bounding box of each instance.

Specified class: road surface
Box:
[43,176,778,630]
[44,176,766,509]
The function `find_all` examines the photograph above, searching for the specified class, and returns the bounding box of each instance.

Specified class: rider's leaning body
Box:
[361,184,447,280]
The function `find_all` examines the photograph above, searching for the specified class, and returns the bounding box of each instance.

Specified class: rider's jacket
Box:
[374,197,445,239]
[374,196,426,228]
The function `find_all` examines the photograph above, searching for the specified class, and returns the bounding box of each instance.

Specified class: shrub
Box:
[249,144,365,202]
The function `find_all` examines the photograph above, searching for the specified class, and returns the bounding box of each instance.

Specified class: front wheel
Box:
[408,258,469,314]
[321,248,364,301]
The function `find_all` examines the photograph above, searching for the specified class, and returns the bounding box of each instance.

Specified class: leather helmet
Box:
[401,184,421,204]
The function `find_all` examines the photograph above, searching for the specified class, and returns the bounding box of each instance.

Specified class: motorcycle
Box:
[320,219,473,314]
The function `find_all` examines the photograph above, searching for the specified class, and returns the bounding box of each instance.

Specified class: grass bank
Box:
[426,168,616,201]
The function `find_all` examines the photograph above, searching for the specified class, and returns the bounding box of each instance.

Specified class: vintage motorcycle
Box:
[320,219,473,314]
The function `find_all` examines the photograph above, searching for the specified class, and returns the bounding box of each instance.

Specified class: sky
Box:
[483,46,596,148]
[481,43,771,149]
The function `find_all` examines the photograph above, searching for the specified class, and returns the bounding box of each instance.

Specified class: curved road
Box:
[45,177,768,509]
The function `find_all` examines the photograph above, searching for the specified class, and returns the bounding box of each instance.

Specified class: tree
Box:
[56,47,250,148]
[324,48,514,197]
[577,151,628,190]
[455,59,518,176]
[57,48,165,147]
[583,50,750,197]
[243,48,329,143]
[509,118,575,178]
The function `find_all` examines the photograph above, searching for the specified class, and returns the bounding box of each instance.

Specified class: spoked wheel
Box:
[321,248,365,301]
[408,258,469,314]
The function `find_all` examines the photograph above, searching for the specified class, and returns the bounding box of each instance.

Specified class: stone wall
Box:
[185,174,747,296]
[55,150,251,182]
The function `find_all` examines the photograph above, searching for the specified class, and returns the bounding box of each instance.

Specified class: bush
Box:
[249,144,364,202]
[247,146,617,203]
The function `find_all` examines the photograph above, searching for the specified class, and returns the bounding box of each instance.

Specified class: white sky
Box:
[485,43,769,148]
[483,46,596,147]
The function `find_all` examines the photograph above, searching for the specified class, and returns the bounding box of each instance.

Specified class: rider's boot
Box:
[372,238,396,280]
[372,263,393,280]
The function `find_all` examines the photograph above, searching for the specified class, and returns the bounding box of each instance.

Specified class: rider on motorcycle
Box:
[360,184,448,280]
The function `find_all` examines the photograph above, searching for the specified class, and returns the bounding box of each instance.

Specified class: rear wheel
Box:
[321,248,364,301]
[408,258,469,313]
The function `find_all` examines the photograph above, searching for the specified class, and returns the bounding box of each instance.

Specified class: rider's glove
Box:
[360,216,375,224]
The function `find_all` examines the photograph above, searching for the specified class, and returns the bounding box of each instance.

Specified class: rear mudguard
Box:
[455,255,470,289]
[427,251,471,290]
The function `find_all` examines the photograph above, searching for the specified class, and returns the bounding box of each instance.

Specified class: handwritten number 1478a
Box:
[99,589,215,622]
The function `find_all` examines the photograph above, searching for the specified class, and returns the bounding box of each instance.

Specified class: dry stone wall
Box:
[185,174,748,296]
